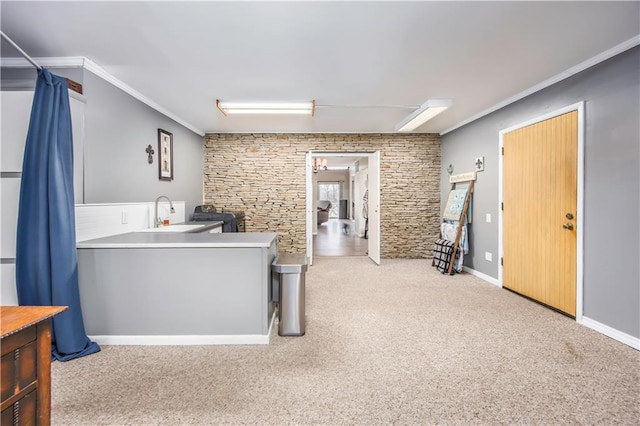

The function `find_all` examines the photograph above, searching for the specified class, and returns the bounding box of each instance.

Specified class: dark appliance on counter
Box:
[192,205,245,232]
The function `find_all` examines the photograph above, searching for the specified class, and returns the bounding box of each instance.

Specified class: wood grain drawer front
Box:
[1,340,37,404]
[1,306,66,426]
[1,326,36,356]
[1,389,37,426]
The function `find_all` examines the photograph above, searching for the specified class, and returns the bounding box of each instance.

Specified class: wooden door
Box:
[503,111,577,316]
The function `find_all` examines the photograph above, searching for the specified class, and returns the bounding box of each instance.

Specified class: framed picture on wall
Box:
[158,128,173,181]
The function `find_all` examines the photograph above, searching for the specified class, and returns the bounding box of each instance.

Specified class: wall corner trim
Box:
[1,55,205,137]
[441,35,640,135]
[581,316,640,351]
[462,266,500,287]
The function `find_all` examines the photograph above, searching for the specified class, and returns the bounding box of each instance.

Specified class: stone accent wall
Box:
[203,134,440,258]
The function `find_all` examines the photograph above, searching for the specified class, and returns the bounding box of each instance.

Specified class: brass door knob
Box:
[562,223,574,230]
[566,213,574,220]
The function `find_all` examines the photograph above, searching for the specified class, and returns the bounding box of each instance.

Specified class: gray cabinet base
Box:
[77,243,276,344]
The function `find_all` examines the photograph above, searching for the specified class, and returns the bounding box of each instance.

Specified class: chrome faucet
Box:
[154,196,175,227]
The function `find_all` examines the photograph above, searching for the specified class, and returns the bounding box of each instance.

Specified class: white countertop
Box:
[77,232,277,249]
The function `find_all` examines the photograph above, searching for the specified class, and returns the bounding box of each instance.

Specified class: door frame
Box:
[498,101,585,323]
[306,151,381,266]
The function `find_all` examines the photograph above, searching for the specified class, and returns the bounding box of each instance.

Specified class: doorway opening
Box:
[305,152,380,265]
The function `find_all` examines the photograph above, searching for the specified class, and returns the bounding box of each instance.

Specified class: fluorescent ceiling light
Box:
[217,99,315,116]
[395,99,452,132]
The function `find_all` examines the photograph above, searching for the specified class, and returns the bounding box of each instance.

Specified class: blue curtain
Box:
[16,69,100,361]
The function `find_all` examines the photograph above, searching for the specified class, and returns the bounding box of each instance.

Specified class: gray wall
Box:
[82,70,204,215]
[1,66,205,215]
[1,68,203,215]
[441,46,639,338]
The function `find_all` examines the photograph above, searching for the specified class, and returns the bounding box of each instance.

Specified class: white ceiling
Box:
[1,1,638,135]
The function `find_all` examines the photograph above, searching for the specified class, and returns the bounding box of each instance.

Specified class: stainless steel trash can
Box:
[272,253,308,336]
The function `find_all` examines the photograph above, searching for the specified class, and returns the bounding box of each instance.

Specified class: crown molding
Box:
[1,56,204,136]
[441,34,640,135]
[0,56,84,68]
[81,58,204,136]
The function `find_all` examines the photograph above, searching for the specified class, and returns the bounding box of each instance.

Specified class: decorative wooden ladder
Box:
[444,176,475,275]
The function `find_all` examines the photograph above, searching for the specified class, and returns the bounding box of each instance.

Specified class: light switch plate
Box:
[486,213,491,223]
[485,252,492,262]
[475,156,485,172]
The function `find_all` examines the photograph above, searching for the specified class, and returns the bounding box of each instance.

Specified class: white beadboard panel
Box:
[70,96,85,203]
[1,263,18,306]
[75,201,185,241]
[0,178,20,258]
[1,91,32,172]
[75,204,149,242]
[1,92,84,201]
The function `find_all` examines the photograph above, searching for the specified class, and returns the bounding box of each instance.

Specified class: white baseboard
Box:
[581,316,640,351]
[90,334,270,346]
[91,312,277,346]
[462,266,501,287]
[462,267,638,351]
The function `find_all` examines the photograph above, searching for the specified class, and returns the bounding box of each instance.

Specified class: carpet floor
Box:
[51,257,639,425]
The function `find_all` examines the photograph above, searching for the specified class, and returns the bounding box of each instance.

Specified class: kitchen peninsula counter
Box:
[77,231,276,249]
[77,232,278,345]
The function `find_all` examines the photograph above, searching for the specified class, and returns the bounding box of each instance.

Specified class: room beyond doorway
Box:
[314,218,368,256]
[306,151,380,265]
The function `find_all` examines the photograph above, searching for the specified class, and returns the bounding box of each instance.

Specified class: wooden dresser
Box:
[1,306,67,426]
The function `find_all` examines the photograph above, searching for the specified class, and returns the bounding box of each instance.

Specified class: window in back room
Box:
[318,182,340,218]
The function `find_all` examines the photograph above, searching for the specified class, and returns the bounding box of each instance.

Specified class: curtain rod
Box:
[0,31,42,70]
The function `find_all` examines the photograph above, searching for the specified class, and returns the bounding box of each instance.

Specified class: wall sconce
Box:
[312,158,328,173]
[447,164,454,175]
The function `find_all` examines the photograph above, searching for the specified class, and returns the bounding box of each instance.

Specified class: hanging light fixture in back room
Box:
[312,158,327,173]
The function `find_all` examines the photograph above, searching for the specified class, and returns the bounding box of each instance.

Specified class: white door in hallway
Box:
[368,151,380,265]
[306,152,314,264]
